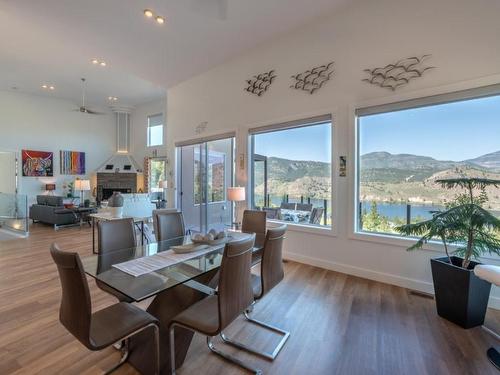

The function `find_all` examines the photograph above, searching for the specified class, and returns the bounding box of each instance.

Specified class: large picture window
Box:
[250,116,332,227]
[356,89,500,237]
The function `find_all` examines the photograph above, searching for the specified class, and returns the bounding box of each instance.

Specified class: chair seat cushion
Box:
[474,265,500,286]
[171,295,219,336]
[90,302,157,349]
[251,273,262,299]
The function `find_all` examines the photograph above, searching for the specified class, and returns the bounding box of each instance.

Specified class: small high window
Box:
[147,114,164,147]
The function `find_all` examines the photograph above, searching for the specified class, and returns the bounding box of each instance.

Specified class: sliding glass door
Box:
[177,136,234,233]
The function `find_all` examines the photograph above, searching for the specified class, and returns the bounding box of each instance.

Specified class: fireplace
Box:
[96,172,137,202]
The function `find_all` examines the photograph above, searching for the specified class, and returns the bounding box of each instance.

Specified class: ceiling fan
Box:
[189,0,228,20]
[73,78,104,115]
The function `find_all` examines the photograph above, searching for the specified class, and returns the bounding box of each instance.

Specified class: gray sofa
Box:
[30,195,78,228]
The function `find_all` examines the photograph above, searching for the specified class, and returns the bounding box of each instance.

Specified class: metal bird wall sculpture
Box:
[290,62,334,94]
[245,70,277,96]
[363,55,435,91]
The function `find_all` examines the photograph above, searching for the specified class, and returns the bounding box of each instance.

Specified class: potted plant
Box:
[396,178,500,328]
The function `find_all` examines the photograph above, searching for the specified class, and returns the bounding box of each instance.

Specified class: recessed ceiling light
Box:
[49,86,55,90]
[155,16,165,24]
[91,58,107,67]
[144,9,153,18]
[41,84,48,89]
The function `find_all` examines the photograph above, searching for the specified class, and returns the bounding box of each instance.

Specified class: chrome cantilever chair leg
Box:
[169,323,262,375]
[482,325,500,370]
[207,336,262,375]
[106,323,160,375]
[219,309,290,361]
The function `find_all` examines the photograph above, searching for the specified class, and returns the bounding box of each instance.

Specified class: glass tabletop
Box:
[82,232,258,302]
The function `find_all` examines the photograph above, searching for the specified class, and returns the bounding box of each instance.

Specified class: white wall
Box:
[0,151,16,194]
[0,91,115,202]
[130,99,167,165]
[166,0,500,307]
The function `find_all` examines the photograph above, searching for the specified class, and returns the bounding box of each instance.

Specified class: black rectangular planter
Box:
[431,256,492,328]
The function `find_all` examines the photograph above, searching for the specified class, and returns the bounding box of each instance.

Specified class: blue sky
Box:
[254,123,332,163]
[254,95,500,163]
[360,95,500,161]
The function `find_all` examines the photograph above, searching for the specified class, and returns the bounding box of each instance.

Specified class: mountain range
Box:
[263,150,500,182]
[360,150,500,183]
[361,150,500,172]
[255,151,500,208]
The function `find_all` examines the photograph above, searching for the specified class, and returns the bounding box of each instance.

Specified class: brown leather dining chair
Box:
[241,209,267,248]
[96,218,136,303]
[169,234,261,375]
[153,210,185,242]
[220,225,289,361]
[50,243,160,374]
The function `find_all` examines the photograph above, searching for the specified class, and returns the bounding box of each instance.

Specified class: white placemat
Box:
[112,245,218,277]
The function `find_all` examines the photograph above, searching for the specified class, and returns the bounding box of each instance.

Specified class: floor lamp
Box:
[74,179,90,207]
[227,187,245,229]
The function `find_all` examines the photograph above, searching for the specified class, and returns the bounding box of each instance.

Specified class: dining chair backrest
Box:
[241,210,267,247]
[259,225,287,298]
[50,243,92,349]
[152,209,178,238]
[217,234,256,330]
[98,218,136,253]
[309,207,324,225]
[296,203,313,212]
[154,210,185,241]
[280,202,296,210]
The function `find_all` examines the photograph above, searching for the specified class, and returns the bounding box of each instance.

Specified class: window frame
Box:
[248,114,335,230]
[352,83,500,246]
[147,113,164,147]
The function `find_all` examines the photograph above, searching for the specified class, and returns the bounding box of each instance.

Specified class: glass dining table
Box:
[81,231,261,375]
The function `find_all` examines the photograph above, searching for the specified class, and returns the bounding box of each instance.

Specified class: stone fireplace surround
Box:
[96,173,137,202]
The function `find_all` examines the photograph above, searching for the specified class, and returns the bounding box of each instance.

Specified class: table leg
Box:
[92,217,96,254]
[141,220,145,246]
[127,269,219,375]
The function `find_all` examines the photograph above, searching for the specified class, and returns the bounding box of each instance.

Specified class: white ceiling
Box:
[0,0,350,108]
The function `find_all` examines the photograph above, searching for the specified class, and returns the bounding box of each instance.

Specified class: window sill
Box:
[350,230,500,262]
[267,219,336,237]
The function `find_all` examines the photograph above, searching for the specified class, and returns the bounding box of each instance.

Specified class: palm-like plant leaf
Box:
[436,178,500,190]
[397,177,500,268]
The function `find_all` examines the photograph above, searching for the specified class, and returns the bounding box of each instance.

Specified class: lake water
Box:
[360,201,443,221]
[360,201,500,221]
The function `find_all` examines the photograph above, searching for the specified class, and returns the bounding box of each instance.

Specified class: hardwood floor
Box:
[0,224,498,375]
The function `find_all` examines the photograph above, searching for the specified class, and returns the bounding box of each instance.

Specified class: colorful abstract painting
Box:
[22,150,54,177]
[60,150,85,175]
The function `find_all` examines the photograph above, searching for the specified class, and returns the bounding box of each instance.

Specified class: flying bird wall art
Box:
[290,62,334,94]
[245,70,277,96]
[363,55,435,91]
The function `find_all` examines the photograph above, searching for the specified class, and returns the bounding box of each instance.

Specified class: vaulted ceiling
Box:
[0,0,351,107]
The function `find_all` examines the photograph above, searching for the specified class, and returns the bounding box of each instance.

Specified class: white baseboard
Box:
[283,251,500,310]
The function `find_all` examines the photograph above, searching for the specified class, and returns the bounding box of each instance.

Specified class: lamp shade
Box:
[159,180,168,189]
[45,183,56,191]
[74,179,91,191]
[227,187,245,202]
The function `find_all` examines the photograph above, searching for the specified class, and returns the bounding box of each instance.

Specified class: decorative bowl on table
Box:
[170,243,209,254]
[191,229,229,245]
